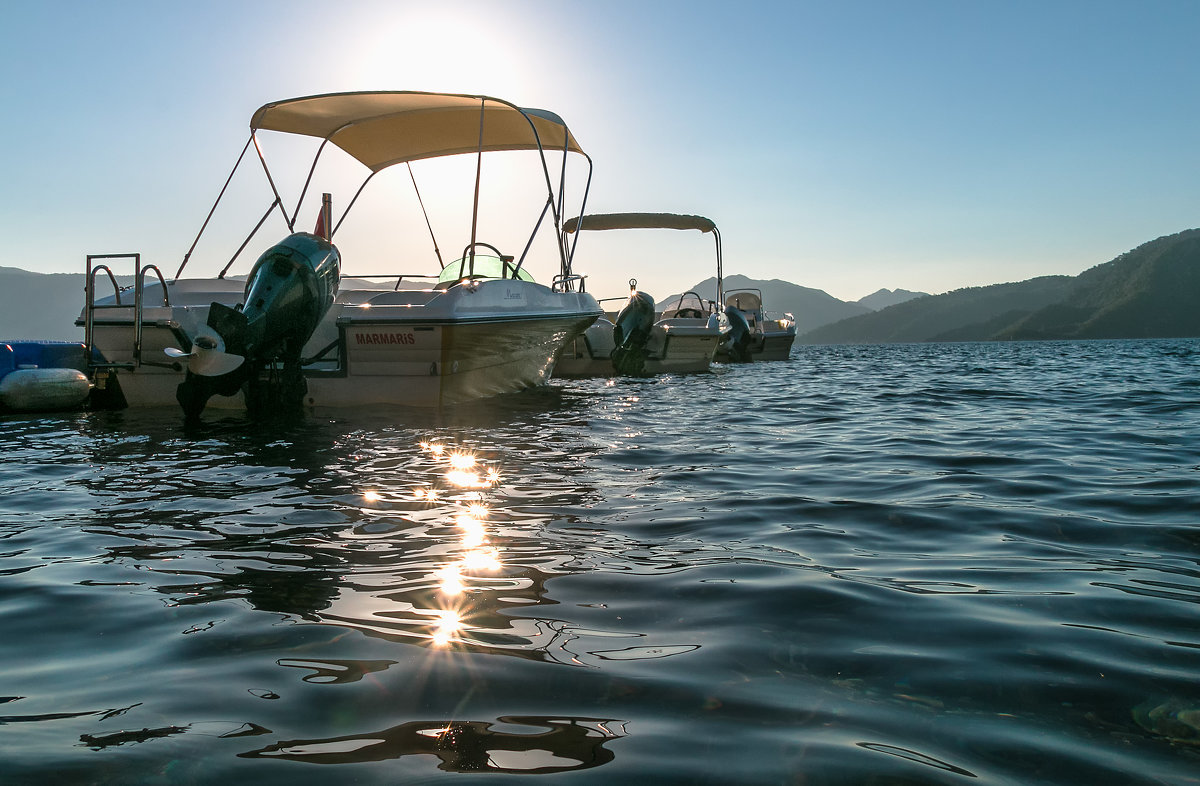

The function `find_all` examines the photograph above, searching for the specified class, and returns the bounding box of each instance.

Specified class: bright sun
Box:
[348,7,537,97]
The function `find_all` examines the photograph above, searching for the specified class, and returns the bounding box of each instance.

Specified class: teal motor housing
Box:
[722,304,753,363]
[215,232,340,362]
[610,289,656,376]
[177,232,340,420]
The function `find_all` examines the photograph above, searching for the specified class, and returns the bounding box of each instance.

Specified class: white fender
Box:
[0,368,92,412]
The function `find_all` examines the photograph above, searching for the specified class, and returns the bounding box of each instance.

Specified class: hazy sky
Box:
[3,0,1198,302]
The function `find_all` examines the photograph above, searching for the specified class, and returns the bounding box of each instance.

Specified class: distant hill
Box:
[658,274,869,334]
[800,276,1076,344]
[0,267,91,342]
[801,229,1200,344]
[9,228,1198,347]
[999,229,1200,340]
[856,288,928,311]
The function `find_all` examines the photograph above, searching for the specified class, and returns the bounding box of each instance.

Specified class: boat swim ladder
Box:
[85,253,172,373]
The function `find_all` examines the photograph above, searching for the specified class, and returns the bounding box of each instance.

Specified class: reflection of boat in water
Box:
[240,715,624,773]
[79,91,601,418]
[554,213,726,377]
[716,288,797,362]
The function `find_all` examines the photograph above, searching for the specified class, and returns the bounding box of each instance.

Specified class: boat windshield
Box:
[660,293,710,318]
[726,291,763,311]
[436,255,536,287]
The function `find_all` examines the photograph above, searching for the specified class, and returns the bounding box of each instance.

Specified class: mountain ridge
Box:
[657,274,918,335]
[5,228,1196,345]
[800,228,1200,344]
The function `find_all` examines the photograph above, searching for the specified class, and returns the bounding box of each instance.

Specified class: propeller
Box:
[165,330,245,377]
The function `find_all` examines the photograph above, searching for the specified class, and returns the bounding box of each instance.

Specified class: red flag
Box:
[314,209,326,239]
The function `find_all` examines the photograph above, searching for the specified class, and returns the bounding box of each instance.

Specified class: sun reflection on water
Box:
[436,565,465,596]
[408,443,508,646]
[448,452,476,470]
[430,608,462,646]
[445,469,487,488]
[336,432,686,669]
[460,548,502,572]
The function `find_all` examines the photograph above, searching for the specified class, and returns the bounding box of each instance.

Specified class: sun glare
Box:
[437,565,465,596]
[448,451,477,470]
[348,8,540,98]
[431,608,462,646]
[459,522,486,549]
[409,433,512,648]
[461,548,502,572]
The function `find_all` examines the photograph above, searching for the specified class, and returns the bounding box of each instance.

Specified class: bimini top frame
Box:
[177,91,593,285]
[563,212,724,306]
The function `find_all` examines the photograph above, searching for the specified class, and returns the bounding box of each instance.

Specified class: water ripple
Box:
[2,340,1199,783]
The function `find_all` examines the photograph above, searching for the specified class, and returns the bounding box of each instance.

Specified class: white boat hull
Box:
[718,325,796,362]
[87,277,599,409]
[717,289,796,362]
[754,328,796,361]
[553,315,721,377]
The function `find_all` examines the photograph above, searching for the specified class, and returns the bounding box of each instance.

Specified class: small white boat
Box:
[716,288,797,362]
[554,213,726,377]
[79,92,602,418]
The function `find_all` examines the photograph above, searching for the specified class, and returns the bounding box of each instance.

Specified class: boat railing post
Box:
[132,254,144,366]
[84,256,97,367]
[84,254,135,372]
[139,264,170,307]
[134,262,169,367]
[713,227,724,309]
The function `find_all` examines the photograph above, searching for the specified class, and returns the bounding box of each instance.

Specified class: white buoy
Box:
[0,367,92,412]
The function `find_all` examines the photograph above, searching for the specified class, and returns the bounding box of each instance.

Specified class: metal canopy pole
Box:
[289,138,331,228]
[408,162,443,267]
[175,134,253,279]
[467,98,486,277]
[714,227,724,307]
[252,133,293,233]
[565,155,593,278]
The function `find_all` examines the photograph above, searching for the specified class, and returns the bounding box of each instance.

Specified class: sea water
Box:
[1,339,1198,785]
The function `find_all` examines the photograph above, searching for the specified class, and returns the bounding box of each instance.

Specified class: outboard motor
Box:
[723,304,754,363]
[610,286,656,376]
[172,232,340,420]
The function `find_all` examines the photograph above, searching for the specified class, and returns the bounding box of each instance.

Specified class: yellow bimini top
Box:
[563,213,715,234]
[250,91,584,171]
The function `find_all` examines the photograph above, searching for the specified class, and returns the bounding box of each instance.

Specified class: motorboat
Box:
[79,92,602,418]
[553,213,726,377]
[715,288,797,362]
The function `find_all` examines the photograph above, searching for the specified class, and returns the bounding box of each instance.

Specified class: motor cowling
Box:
[236,232,340,360]
[723,305,754,363]
[175,233,340,420]
[610,290,656,376]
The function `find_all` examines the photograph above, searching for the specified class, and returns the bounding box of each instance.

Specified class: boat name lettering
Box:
[505,288,523,300]
[355,331,417,346]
